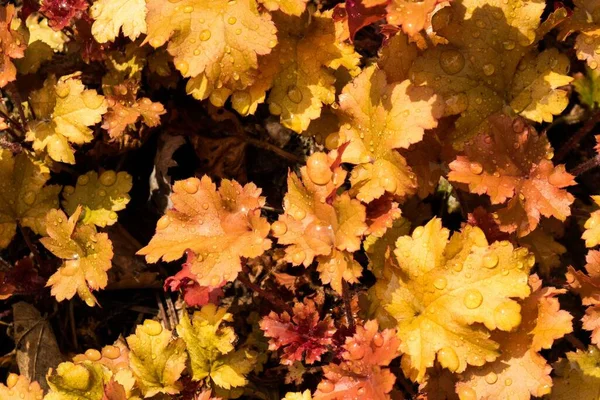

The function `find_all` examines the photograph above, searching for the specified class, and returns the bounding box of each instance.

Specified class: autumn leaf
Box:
[0,374,44,400]
[258,0,308,16]
[26,73,108,164]
[560,0,600,70]
[0,149,60,249]
[260,297,335,365]
[272,151,367,293]
[383,218,534,382]
[62,170,132,227]
[583,196,600,248]
[283,390,313,400]
[519,223,566,276]
[145,0,277,106]
[550,347,600,399]
[126,319,187,397]
[455,275,572,399]
[448,114,575,236]
[102,95,166,139]
[0,5,25,87]
[41,208,114,307]
[313,320,400,400]
[138,175,271,287]
[40,0,88,30]
[334,65,443,203]
[230,10,360,132]
[177,304,255,389]
[574,67,600,109]
[385,0,445,38]
[567,250,600,346]
[90,0,147,43]
[26,12,69,51]
[410,0,572,147]
[46,361,110,400]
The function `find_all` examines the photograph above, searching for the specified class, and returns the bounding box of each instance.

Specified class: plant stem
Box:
[556,110,600,162]
[570,154,600,176]
[342,280,355,331]
[237,272,292,313]
[6,83,27,131]
[19,226,42,268]
[238,135,303,164]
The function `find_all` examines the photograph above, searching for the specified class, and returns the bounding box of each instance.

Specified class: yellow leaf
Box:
[26,73,108,164]
[583,196,600,248]
[62,170,132,227]
[45,361,110,400]
[336,65,442,203]
[41,208,114,306]
[230,10,360,132]
[0,149,60,249]
[126,319,187,397]
[14,41,53,74]
[283,390,313,400]
[258,0,308,15]
[383,218,534,382]
[456,275,572,399]
[145,0,277,105]
[137,175,271,287]
[550,347,600,399]
[26,13,68,51]
[410,0,570,147]
[560,0,600,70]
[273,152,367,293]
[177,304,254,389]
[90,0,147,43]
[0,374,44,400]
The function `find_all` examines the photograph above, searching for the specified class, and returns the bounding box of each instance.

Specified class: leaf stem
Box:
[5,83,28,131]
[342,280,355,331]
[570,154,600,176]
[19,226,43,268]
[238,134,303,164]
[237,271,292,314]
[556,110,600,161]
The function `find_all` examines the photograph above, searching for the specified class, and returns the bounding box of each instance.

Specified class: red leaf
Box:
[40,0,88,30]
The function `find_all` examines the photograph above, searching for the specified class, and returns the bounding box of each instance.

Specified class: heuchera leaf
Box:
[334,65,443,203]
[448,114,575,236]
[0,149,61,249]
[0,374,44,400]
[39,0,88,30]
[26,73,108,164]
[102,93,166,139]
[383,218,534,382]
[567,250,600,346]
[176,304,254,389]
[386,0,445,38]
[229,10,360,132]
[455,275,572,399]
[0,5,26,87]
[45,361,110,400]
[62,170,132,227]
[145,0,277,106]
[272,151,367,294]
[41,207,114,307]
[137,175,272,287]
[583,196,600,248]
[283,390,313,400]
[258,0,308,16]
[410,0,572,147]
[126,319,187,397]
[90,0,147,43]
[313,320,400,400]
[550,347,600,399]
[260,297,335,365]
[560,0,600,70]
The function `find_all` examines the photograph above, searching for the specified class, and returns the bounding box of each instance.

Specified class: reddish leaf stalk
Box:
[570,153,600,176]
[556,110,600,161]
[237,273,292,314]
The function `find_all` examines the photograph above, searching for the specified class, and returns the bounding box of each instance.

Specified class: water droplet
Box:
[99,170,117,186]
[102,345,121,359]
[319,381,334,393]
[56,84,70,98]
[469,162,483,175]
[505,378,513,386]
[439,49,465,75]
[494,301,521,330]
[268,39,277,48]
[271,221,287,236]
[227,16,237,24]
[292,250,305,264]
[482,64,495,76]
[503,40,516,50]
[433,277,447,290]
[182,179,199,194]
[463,289,483,309]
[373,333,384,347]
[157,215,170,230]
[347,342,365,360]
[287,85,303,104]
[293,208,306,220]
[269,102,282,115]
[306,152,332,185]
[176,60,189,75]
[485,372,498,384]
[199,29,211,41]
[438,347,459,371]
[143,320,163,336]
[457,386,477,400]
[85,349,102,361]
[23,191,36,206]
[78,175,90,186]
[483,253,499,269]
[183,5,193,12]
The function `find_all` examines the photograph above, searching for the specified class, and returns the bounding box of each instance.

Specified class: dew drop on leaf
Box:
[483,254,499,269]
[439,49,465,75]
[156,215,170,230]
[142,320,163,336]
[84,349,101,361]
[23,191,36,206]
[485,371,498,384]
[99,170,117,186]
[438,346,459,371]
[433,277,447,290]
[463,289,483,309]
[102,345,120,359]
[469,162,483,175]
[271,221,287,236]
